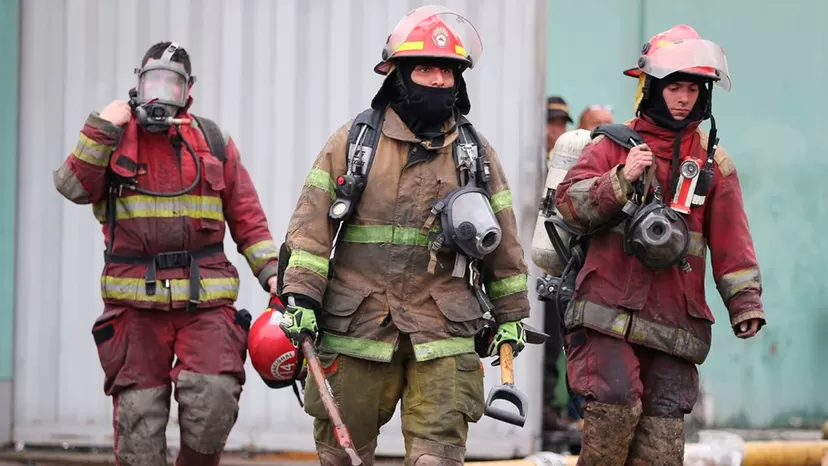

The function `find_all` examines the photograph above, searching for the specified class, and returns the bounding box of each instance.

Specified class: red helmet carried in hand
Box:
[248,296,307,390]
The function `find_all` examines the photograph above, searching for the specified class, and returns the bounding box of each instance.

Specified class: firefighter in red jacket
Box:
[53,41,279,466]
[555,25,765,464]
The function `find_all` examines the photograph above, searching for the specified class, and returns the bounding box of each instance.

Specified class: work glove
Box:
[279,295,318,348]
[488,320,526,364]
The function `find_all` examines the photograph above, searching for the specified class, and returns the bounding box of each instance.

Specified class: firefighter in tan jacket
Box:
[278,6,530,465]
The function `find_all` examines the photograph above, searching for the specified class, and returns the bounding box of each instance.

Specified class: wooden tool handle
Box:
[499,343,515,385]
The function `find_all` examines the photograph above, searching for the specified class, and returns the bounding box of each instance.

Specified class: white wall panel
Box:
[15,0,547,458]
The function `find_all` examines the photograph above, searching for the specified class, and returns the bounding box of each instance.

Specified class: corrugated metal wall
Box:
[14,0,547,457]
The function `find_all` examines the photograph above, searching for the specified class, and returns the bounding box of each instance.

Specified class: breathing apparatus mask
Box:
[622,170,691,271]
[130,42,195,132]
[434,186,502,261]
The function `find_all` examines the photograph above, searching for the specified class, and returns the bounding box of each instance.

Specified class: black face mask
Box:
[640,74,710,131]
[390,59,459,138]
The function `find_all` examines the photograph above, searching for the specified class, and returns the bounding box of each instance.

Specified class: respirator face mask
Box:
[132,42,194,132]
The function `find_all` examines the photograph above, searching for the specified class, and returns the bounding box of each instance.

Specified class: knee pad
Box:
[176,371,241,454]
[113,386,171,465]
[409,438,465,465]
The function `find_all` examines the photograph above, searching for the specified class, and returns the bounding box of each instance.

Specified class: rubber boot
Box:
[407,438,466,466]
[175,444,220,466]
[576,399,642,466]
[625,416,685,466]
[317,440,377,466]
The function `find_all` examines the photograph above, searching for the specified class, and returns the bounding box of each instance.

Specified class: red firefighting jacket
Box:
[54,101,279,311]
[555,116,765,365]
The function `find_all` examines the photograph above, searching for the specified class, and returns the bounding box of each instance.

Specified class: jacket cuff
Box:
[610,164,633,205]
[85,112,123,144]
[257,262,280,293]
[492,294,531,324]
[730,309,765,328]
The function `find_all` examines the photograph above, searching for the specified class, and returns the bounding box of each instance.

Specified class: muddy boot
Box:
[576,399,642,466]
[317,440,376,466]
[625,416,684,466]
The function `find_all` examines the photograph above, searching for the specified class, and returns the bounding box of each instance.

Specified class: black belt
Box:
[104,243,225,311]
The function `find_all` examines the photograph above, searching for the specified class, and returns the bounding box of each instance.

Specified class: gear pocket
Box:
[454,352,485,423]
[320,279,371,334]
[91,308,129,396]
[303,350,341,420]
[430,289,485,337]
[199,156,226,231]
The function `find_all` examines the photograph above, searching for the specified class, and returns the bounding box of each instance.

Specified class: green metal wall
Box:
[0,0,19,381]
[548,0,828,428]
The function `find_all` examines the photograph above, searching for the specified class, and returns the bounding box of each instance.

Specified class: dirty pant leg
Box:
[303,346,406,466]
[401,344,485,466]
[171,306,249,466]
[626,346,699,466]
[91,306,177,466]
[565,328,643,465]
[543,299,563,409]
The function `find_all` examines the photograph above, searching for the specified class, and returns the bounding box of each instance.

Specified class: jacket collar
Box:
[629,115,703,160]
[381,107,458,150]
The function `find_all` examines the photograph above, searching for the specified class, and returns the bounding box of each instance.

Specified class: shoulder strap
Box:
[346,108,386,176]
[191,114,227,162]
[590,123,645,150]
[454,115,489,189]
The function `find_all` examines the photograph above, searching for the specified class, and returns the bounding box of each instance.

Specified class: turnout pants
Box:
[91,305,250,466]
[565,328,699,466]
[304,335,485,465]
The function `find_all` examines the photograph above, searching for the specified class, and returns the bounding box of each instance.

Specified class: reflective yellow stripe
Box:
[243,240,279,273]
[487,273,528,300]
[100,276,239,303]
[413,337,475,362]
[455,45,466,57]
[490,189,513,214]
[287,249,329,278]
[305,168,336,200]
[396,41,424,52]
[92,194,224,223]
[320,333,396,362]
[72,133,112,167]
[341,224,432,247]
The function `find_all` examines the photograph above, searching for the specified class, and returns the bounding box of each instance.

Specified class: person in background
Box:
[577,104,615,131]
[546,96,573,160]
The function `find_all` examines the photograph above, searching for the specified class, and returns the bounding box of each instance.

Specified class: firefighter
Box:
[278,5,531,465]
[53,41,280,466]
[555,25,765,464]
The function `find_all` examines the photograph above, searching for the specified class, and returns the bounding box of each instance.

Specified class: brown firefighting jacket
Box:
[282,108,530,362]
[555,116,765,365]
[53,106,279,311]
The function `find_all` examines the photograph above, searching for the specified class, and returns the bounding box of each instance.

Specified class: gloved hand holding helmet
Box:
[279,295,319,348]
[487,321,527,363]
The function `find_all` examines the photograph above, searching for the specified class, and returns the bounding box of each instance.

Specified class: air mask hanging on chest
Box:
[624,168,691,270]
[131,42,195,132]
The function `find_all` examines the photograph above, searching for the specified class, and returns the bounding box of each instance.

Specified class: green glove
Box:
[279,299,318,348]
[488,321,526,359]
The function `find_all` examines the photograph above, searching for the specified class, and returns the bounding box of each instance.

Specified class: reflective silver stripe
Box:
[100,276,240,303]
[243,240,279,273]
[72,133,112,167]
[565,299,711,364]
[93,194,224,222]
[716,267,762,303]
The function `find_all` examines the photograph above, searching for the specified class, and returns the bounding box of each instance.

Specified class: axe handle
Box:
[499,343,515,385]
